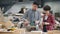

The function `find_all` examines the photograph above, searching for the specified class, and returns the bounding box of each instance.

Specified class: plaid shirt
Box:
[43,14,55,30]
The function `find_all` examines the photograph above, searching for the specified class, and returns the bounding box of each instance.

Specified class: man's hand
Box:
[24,20,30,26]
[35,21,40,25]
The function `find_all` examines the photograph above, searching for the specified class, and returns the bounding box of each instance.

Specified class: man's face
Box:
[32,4,38,10]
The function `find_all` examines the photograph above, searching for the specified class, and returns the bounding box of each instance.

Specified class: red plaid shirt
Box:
[43,14,55,30]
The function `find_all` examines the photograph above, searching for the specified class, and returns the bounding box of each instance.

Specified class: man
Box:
[23,2,41,26]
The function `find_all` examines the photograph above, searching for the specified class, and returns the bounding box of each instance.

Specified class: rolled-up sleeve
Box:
[38,11,41,21]
[37,11,41,24]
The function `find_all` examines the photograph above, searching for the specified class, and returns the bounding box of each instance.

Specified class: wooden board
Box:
[0,29,20,34]
[53,30,60,34]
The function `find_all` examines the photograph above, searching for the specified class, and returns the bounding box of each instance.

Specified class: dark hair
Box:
[33,2,39,6]
[43,5,51,11]
[19,8,24,13]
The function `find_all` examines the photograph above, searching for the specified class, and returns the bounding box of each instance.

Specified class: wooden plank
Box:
[53,30,60,34]
[0,29,21,34]
[47,31,53,34]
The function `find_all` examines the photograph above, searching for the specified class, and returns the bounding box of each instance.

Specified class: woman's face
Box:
[44,10,50,15]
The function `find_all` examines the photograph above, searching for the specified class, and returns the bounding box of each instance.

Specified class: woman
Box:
[42,5,55,33]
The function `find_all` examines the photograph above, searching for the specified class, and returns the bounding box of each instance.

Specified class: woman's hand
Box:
[44,22,50,25]
[42,22,49,25]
